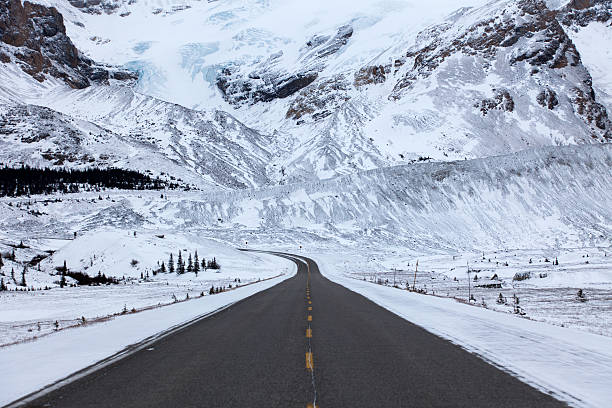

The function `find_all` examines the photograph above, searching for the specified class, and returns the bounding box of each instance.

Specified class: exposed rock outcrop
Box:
[537,88,559,109]
[476,90,515,116]
[217,25,352,106]
[0,0,136,88]
[286,75,351,122]
[559,0,611,28]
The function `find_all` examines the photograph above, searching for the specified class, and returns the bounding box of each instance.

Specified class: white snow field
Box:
[313,253,612,408]
[0,260,296,407]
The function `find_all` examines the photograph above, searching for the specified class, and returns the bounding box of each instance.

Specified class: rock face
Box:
[67,0,121,15]
[0,0,135,88]
[392,0,583,95]
[559,0,611,27]
[476,90,515,116]
[217,25,353,105]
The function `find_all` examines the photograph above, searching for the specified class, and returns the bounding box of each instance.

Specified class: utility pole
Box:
[412,260,418,291]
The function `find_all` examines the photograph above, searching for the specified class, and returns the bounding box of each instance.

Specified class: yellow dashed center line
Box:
[308,315,312,321]
[308,301,312,304]
[306,328,312,338]
[306,352,314,371]
[308,306,312,311]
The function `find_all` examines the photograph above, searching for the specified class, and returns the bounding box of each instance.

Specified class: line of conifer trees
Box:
[0,165,177,197]
[159,250,220,276]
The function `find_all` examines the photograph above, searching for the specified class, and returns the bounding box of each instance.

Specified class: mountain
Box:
[1,0,611,189]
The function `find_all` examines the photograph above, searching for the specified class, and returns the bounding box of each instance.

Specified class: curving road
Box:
[14,252,564,408]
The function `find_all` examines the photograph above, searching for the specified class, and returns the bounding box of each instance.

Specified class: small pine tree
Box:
[11,267,15,284]
[0,253,3,269]
[194,251,200,276]
[209,286,215,295]
[169,253,175,274]
[202,258,206,270]
[60,270,66,288]
[177,251,184,274]
[0,278,6,291]
[187,253,193,272]
[160,261,166,273]
[20,266,27,287]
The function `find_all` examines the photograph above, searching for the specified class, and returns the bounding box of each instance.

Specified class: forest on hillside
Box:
[0,166,175,197]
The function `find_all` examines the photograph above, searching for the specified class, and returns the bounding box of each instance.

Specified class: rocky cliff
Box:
[0,0,135,88]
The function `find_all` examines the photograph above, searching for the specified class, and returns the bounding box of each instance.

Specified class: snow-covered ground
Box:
[313,252,612,408]
[320,246,612,337]
[0,228,294,345]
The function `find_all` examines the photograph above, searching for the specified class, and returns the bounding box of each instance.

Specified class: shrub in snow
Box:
[513,272,531,281]
[207,257,220,270]
[577,289,588,302]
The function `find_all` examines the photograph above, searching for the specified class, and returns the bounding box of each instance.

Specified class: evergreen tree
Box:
[0,253,3,270]
[202,258,206,270]
[160,261,166,273]
[0,278,6,291]
[187,253,193,272]
[207,257,220,270]
[209,286,215,295]
[177,251,185,274]
[20,266,27,287]
[194,251,200,276]
[169,253,175,274]
[11,268,15,284]
[60,270,66,288]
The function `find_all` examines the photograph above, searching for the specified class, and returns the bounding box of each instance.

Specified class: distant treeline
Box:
[0,165,176,197]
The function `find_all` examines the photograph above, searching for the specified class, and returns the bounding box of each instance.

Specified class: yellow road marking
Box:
[306,352,314,371]
[306,328,312,338]
[308,301,312,304]
[308,306,312,311]
[306,404,318,408]
[308,315,312,321]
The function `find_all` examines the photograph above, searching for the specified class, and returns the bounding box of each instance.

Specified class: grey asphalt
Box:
[18,253,565,408]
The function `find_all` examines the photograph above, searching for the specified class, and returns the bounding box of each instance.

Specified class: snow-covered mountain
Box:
[1,0,611,187]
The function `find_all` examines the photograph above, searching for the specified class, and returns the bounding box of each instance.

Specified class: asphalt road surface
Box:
[17,252,565,408]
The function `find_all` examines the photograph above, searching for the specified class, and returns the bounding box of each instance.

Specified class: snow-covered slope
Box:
[153,143,612,251]
[4,143,598,252]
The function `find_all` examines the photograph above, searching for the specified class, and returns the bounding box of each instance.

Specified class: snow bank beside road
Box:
[0,255,296,407]
[314,254,612,408]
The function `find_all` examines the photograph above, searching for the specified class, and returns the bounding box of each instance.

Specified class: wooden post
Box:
[467,261,471,302]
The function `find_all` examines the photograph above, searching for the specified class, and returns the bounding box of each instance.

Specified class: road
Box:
[17,253,564,407]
